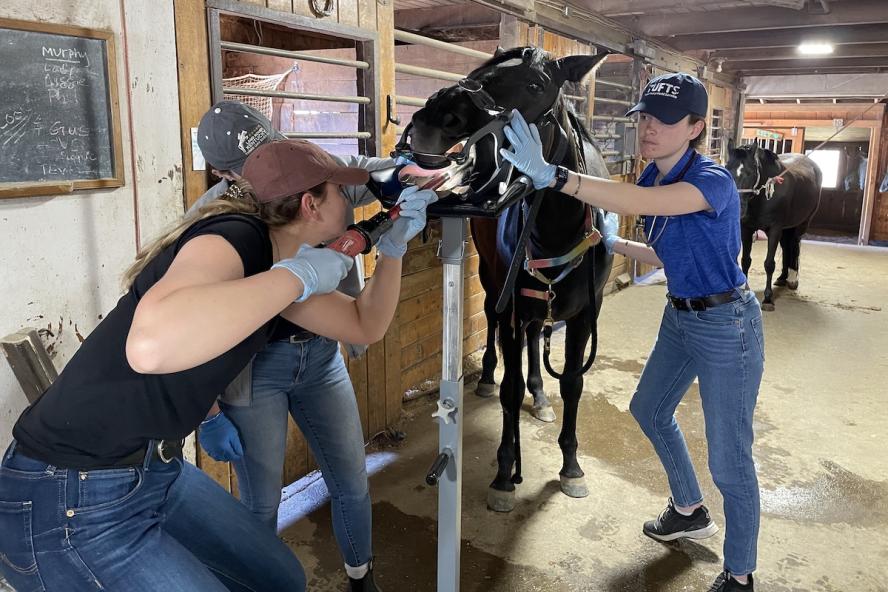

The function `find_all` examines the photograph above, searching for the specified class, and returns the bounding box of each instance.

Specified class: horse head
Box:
[406,46,608,170]
[727,143,782,219]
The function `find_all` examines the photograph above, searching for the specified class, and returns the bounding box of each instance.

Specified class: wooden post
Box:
[859,109,885,245]
[173,0,212,210]
[1,329,58,404]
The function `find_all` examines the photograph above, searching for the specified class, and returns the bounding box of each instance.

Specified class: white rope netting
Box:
[222,72,289,120]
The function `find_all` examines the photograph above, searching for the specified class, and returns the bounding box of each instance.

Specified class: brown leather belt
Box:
[668,286,749,312]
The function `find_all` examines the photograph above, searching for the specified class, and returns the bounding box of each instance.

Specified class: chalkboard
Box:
[0,19,123,198]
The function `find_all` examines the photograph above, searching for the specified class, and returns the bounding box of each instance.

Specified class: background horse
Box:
[408,46,613,512]
[727,143,822,310]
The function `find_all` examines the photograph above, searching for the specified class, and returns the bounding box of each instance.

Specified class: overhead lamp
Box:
[797,43,834,55]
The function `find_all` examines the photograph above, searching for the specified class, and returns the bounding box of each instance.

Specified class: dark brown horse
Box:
[408,47,613,512]
[727,144,822,310]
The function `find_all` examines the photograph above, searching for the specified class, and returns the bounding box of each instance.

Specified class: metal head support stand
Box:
[425,216,466,592]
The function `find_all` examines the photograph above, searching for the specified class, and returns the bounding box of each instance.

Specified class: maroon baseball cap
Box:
[241,140,370,203]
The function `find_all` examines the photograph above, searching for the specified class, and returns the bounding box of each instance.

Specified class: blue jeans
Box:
[222,337,371,568]
[630,290,764,575]
[0,441,305,591]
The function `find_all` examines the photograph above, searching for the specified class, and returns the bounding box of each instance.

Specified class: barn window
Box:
[206,9,379,160]
[807,149,841,189]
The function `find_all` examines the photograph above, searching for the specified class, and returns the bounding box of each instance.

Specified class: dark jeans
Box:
[0,441,305,591]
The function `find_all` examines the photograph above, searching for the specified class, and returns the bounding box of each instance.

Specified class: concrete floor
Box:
[281,240,888,592]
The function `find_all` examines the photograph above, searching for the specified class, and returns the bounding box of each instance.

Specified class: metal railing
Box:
[222,87,371,105]
[221,41,370,70]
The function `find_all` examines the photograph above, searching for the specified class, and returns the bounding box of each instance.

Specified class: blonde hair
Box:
[121,179,326,289]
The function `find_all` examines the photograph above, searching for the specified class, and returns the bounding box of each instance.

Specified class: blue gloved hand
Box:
[499,110,557,190]
[198,411,244,462]
[273,244,354,303]
[376,185,438,258]
[601,211,620,255]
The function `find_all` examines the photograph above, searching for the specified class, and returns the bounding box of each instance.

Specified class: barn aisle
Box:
[280,240,887,592]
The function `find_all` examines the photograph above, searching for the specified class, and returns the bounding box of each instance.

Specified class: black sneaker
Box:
[347,561,382,592]
[642,497,719,542]
[708,571,754,591]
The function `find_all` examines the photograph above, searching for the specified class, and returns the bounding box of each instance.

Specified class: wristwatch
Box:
[552,165,570,192]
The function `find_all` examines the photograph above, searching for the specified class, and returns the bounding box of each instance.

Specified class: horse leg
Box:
[761,228,782,311]
[475,289,498,398]
[526,321,555,423]
[740,224,755,279]
[775,229,793,286]
[488,315,525,513]
[786,224,806,290]
[557,314,592,498]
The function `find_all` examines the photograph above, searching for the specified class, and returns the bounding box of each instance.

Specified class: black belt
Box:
[668,286,749,311]
[17,439,184,470]
[278,330,316,343]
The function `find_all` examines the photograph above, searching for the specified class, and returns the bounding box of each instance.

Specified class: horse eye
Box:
[528,82,544,93]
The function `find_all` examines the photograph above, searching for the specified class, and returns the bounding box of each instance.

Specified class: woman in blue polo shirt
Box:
[500,73,763,592]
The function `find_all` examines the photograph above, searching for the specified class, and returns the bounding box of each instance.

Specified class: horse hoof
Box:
[774,277,787,287]
[560,475,588,498]
[531,403,556,423]
[487,488,516,512]
[786,280,798,290]
[475,382,496,398]
[761,302,775,312]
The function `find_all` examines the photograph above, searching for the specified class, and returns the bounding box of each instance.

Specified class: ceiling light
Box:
[798,43,834,55]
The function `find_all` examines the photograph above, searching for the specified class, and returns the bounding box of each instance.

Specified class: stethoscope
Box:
[642,150,698,247]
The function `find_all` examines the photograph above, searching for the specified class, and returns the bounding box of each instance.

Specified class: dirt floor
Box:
[280,240,888,592]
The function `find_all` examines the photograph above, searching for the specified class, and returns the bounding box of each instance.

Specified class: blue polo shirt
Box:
[638,148,747,298]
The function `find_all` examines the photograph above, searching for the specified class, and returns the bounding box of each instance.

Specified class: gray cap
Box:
[196,101,285,174]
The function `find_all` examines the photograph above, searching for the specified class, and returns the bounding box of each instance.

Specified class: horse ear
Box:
[549,52,611,85]
[494,45,507,57]
[760,148,782,177]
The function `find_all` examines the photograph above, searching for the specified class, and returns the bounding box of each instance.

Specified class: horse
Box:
[406,46,613,512]
[726,143,822,311]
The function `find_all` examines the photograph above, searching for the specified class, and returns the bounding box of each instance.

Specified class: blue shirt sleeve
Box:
[682,161,737,217]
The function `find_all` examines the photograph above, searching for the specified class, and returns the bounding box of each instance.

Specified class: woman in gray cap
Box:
[0,139,435,592]
[499,73,763,592]
[192,101,399,591]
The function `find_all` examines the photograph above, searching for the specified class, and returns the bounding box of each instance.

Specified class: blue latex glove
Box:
[601,211,620,255]
[198,411,243,462]
[376,185,438,258]
[273,244,354,303]
[499,110,557,190]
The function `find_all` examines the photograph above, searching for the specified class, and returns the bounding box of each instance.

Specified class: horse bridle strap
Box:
[494,118,571,314]
[524,208,601,286]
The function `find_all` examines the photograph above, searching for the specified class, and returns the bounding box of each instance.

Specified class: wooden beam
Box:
[1,329,58,404]
[713,43,888,63]
[610,0,888,38]
[730,57,888,74]
[173,0,212,209]
[859,109,885,244]
[665,23,888,52]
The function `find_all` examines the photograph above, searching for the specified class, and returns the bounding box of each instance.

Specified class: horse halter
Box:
[393,75,557,170]
[736,155,780,200]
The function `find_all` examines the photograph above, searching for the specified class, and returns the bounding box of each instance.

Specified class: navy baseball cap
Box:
[197,100,286,174]
[626,73,708,125]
